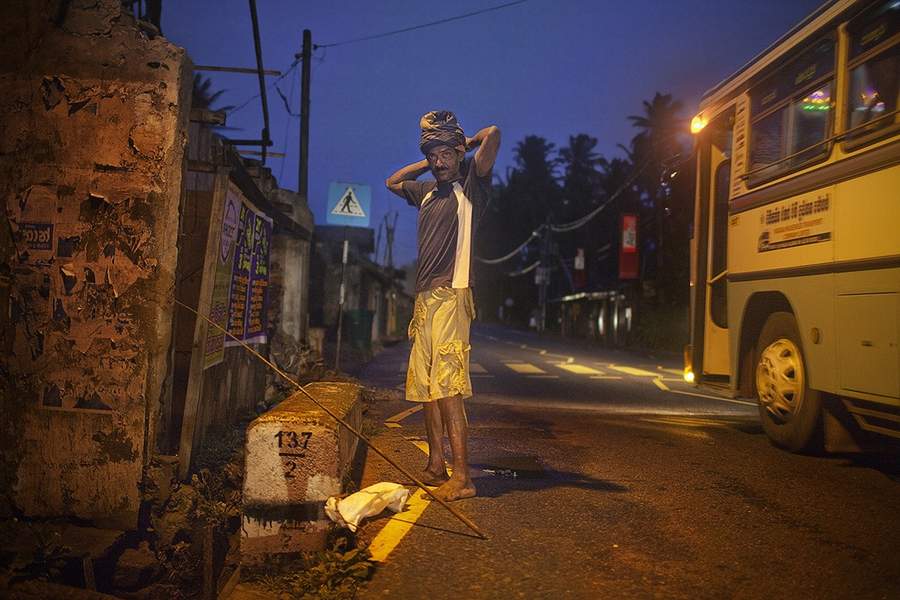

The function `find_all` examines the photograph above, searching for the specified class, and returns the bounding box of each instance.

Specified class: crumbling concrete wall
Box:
[269,188,313,347]
[0,0,191,527]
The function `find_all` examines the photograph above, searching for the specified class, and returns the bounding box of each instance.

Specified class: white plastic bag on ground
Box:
[325,482,410,532]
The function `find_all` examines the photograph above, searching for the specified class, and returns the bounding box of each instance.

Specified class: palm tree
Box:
[559,134,602,215]
[191,74,235,112]
[627,93,687,297]
[627,92,686,164]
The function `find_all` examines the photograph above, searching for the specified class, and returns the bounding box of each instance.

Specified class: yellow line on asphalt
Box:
[367,487,432,562]
[608,365,659,377]
[659,367,683,375]
[385,422,402,429]
[653,378,670,391]
[668,389,756,406]
[386,404,423,423]
[590,375,623,379]
[504,362,547,374]
[556,363,604,376]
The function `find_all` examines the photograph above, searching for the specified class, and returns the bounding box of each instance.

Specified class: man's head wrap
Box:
[419,110,466,155]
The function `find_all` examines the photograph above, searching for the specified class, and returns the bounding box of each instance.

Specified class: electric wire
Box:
[229,57,300,117]
[549,156,654,233]
[474,227,542,264]
[506,259,540,277]
[277,67,297,180]
[316,0,529,48]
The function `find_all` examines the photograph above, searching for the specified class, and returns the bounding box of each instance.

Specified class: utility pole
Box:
[538,218,551,333]
[334,231,349,371]
[384,211,398,269]
[298,29,311,200]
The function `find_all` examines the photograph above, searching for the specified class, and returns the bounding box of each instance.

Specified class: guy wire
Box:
[174,298,488,541]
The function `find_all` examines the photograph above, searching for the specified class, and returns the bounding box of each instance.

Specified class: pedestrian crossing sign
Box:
[327,182,371,226]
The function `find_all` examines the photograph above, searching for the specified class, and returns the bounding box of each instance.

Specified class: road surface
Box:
[354,323,900,599]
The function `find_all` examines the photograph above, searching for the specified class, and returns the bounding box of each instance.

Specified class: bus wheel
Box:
[754,312,822,452]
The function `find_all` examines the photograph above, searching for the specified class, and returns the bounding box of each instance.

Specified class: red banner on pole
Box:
[619,214,639,279]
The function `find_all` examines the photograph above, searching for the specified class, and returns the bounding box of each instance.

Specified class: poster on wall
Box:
[224,195,272,348]
[244,212,272,344]
[203,186,241,369]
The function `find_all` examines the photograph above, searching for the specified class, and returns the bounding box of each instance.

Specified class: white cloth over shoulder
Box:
[325,482,410,532]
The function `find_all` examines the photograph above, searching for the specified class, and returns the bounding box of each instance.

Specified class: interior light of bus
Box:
[690,114,707,134]
[801,89,831,111]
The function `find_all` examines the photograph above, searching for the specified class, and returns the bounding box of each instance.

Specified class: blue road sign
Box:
[327,182,371,227]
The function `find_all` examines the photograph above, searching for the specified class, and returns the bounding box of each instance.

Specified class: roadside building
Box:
[0,0,314,528]
[310,225,411,352]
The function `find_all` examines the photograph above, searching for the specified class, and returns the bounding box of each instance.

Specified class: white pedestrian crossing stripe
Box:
[503,362,546,374]
[555,363,604,376]
[608,365,659,377]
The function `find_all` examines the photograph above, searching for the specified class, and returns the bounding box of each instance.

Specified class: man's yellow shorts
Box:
[405,287,474,402]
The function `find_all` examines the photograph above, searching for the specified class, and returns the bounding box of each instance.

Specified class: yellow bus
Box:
[687,0,899,451]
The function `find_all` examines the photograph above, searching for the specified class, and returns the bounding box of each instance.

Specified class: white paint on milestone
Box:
[243,423,291,504]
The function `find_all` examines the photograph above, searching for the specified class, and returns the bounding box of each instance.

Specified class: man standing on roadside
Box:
[386,111,500,501]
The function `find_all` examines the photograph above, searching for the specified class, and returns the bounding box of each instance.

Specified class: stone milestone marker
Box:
[241,382,362,563]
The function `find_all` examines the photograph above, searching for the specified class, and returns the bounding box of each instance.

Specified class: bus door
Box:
[692,110,734,378]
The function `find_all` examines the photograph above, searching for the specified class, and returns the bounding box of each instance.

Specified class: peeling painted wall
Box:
[0,0,190,527]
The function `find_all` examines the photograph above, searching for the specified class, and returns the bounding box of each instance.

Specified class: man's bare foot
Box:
[420,466,449,486]
[432,475,476,501]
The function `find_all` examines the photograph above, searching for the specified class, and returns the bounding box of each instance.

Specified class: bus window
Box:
[845,1,899,146]
[748,34,835,185]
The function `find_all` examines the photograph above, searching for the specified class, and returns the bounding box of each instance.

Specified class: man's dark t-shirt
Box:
[402,160,491,294]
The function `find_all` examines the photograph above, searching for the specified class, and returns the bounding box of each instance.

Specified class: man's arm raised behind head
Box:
[386,159,430,198]
[466,126,501,177]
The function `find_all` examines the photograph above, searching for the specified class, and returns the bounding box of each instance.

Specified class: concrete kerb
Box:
[241,382,362,564]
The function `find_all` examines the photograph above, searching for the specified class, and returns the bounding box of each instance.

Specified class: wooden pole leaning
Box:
[174,299,489,541]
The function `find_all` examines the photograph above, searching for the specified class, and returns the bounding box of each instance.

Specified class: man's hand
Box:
[385,159,429,198]
[467,126,501,177]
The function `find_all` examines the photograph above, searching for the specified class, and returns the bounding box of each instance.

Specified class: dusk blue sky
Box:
[163,0,823,266]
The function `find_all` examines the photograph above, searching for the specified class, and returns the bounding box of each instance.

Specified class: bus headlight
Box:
[690,114,707,134]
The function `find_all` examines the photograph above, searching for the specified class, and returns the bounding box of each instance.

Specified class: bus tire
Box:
[754,312,822,452]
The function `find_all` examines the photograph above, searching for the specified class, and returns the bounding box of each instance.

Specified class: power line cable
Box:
[229,57,300,117]
[316,0,529,48]
[548,158,653,233]
[507,259,540,277]
[474,226,543,265]
[277,67,297,180]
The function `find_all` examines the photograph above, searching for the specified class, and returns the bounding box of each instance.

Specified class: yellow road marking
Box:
[367,488,432,562]
[385,422,402,429]
[668,389,756,406]
[609,365,659,377]
[556,363,604,376]
[504,362,547,374]
[659,367,683,375]
[590,375,622,379]
[386,404,423,423]
[644,416,727,428]
[653,378,670,391]
[470,363,488,374]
